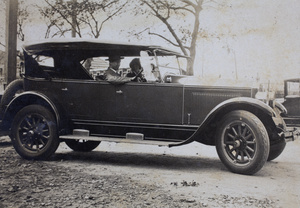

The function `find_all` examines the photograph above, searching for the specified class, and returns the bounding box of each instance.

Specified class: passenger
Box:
[103,55,134,84]
[127,58,147,82]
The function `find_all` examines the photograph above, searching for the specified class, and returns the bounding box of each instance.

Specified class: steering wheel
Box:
[135,68,143,78]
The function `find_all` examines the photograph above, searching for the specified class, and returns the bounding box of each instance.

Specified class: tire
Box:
[10,105,59,160]
[216,110,270,175]
[0,79,24,113]
[65,140,100,152]
[267,138,286,161]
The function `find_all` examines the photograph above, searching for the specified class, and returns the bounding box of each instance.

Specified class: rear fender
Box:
[170,97,280,147]
[1,91,62,132]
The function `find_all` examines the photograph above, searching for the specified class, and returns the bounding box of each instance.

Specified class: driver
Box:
[104,55,134,84]
[127,58,147,82]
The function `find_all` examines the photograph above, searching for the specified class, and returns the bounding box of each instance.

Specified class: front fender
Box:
[1,91,62,132]
[208,97,275,118]
[170,97,280,147]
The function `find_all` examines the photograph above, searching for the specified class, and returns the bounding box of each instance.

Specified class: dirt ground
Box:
[0,136,300,208]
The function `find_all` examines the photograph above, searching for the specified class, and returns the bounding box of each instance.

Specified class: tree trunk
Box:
[71,0,77,38]
[187,2,202,76]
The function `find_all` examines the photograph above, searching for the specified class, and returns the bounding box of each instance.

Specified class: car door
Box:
[47,79,116,121]
[115,82,184,125]
[63,80,117,121]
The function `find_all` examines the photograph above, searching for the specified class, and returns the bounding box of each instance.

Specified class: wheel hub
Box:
[28,130,35,137]
[234,139,241,147]
[234,136,247,151]
[27,126,42,137]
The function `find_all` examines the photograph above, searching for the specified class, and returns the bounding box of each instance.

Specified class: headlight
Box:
[269,100,287,116]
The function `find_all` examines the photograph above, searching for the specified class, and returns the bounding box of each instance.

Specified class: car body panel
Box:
[20,76,277,144]
[183,86,255,125]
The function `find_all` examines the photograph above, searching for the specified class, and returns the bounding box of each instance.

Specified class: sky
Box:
[1,0,300,85]
[195,0,300,83]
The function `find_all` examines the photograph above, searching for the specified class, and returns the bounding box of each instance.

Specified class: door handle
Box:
[61,88,68,91]
[116,90,123,94]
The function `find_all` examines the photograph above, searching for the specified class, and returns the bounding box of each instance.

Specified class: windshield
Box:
[156,55,187,78]
[139,50,187,82]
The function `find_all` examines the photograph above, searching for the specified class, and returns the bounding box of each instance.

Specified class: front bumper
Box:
[272,115,298,142]
[280,127,299,142]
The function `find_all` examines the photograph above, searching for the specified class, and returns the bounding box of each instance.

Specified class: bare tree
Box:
[134,0,208,75]
[38,0,127,39]
[17,0,29,41]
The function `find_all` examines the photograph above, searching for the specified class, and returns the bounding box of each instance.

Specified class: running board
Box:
[60,135,179,147]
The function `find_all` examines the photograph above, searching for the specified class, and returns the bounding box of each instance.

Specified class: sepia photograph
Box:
[0,0,299,207]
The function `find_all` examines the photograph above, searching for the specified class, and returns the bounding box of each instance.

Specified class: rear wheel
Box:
[11,105,59,160]
[216,110,270,175]
[65,140,100,152]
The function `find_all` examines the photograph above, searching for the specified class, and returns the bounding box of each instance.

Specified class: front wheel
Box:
[216,110,270,175]
[11,105,59,160]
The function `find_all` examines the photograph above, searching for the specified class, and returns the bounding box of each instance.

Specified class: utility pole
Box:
[4,0,18,87]
[71,0,77,38]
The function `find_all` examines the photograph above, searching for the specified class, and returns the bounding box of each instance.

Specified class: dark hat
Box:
[129,58,141,68]
[106,55,124,61]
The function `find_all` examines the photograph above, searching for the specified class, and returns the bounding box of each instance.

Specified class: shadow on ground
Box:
[52,149,224,172]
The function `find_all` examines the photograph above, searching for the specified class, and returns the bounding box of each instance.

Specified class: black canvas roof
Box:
[23,39,185,59]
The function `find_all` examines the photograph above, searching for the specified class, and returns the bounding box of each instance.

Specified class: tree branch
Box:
[180,0,197,9]
[136,28,190,50]
[44,0,78,36]
[98,1,127,36]
[169,6,195,14]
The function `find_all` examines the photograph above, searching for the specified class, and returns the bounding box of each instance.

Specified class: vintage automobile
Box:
[0,39,296,175]
[279,78,300,126]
